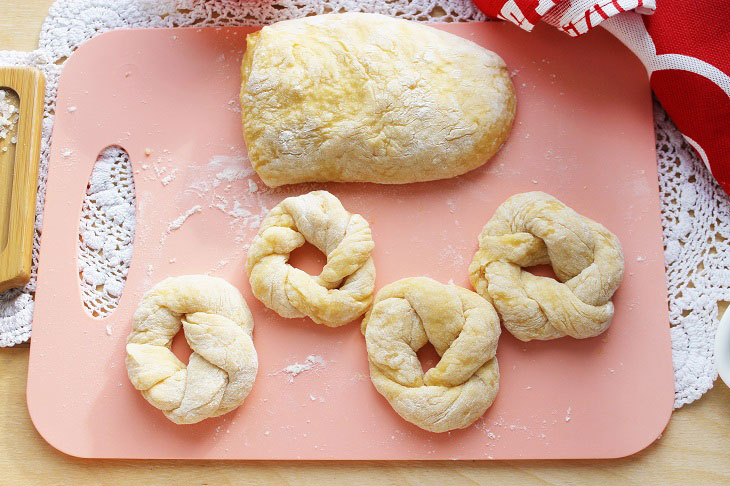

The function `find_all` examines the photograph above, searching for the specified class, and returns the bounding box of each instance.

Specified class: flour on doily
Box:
[1,0,728,410]
[0,89,18,141]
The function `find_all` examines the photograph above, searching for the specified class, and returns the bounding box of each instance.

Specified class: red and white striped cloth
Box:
[473,0,730,196]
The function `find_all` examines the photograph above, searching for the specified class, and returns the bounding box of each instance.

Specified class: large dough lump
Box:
[362,277,500,433]
[240,12,516,187]
[469,192,625,341]
[126,275,258,424]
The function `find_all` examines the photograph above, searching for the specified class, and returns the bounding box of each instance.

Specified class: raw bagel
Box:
[469,192,624,341]
[240,12,515,186]
[125,275,258,424]
[362,277,500,433]
[246,190,376,327]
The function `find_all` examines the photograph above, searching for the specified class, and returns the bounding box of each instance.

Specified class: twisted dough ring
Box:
[246,190,376,327]
[469,192,624,342]
[126,275,258,424]
[362,277,500,433]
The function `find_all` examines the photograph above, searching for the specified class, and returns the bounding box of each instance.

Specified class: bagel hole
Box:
[417,342,440,374]
[171,329,194,363]
[524,264,558,280]
[288,242,327,276]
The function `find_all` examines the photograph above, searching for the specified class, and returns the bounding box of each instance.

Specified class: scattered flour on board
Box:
[174,153,269,244]
[226,98,241,113]
[439,244,465,267]
[565,406,572,422]
[149,151,179,186]
[188,179,212,194]
[209,194,268,232]
[209,155,253,182]
[216,166,252,182]
[187,154,254,194]
[280,355,327,383]
[160,168,178,186]
[167,205,202,232]
[473,413,557,443]
[211,196,251,219]
[205,258,231,276]
[445,198,457,214]
[226,200,250,218]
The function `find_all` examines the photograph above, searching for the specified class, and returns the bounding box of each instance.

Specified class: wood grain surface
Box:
[0,66,45,292]
[1,2,729,484]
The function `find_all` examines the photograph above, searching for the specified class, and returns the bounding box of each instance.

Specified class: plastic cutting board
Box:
[27,23,674,460]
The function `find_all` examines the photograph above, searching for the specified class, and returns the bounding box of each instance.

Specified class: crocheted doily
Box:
[1,0,728,408]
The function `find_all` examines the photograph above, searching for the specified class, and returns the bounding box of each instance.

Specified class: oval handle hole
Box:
[78,146,135,319]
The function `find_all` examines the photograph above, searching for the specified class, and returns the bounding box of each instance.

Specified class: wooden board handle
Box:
[0,67,45,293]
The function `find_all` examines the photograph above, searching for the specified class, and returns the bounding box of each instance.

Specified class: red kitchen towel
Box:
[473,0,730,196]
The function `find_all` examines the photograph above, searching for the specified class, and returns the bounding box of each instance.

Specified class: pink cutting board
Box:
[27,23,673,460]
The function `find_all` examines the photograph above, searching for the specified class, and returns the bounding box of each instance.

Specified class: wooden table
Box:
[1,2,729,484]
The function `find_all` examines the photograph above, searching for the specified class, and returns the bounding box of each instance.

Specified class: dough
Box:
[362,277,500,433]
[125,275,257,424]
[246,190,375,327]
[240,12,515,187]
[469,192,624,341]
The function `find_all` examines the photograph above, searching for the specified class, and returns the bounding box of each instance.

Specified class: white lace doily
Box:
[1,0,727,408]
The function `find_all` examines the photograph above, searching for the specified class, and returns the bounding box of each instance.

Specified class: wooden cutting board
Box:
[0,67,44,293]
[27,23,673,460]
